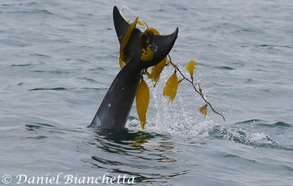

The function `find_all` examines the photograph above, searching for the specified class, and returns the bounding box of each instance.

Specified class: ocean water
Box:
[0,0,292,185]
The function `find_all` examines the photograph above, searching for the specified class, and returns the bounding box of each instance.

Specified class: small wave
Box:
[10,64,31,67]
[235,119,291,128]
[214,66,234,70]
[1,4,11,7]
[208,125,292,151]
[26,122,55,129]
[235,119,263,124]
[222,154,260,164]
[29,87,67,91]
[29,87,107,91]
[30,53,51,58]
[26,135,48,139]
[88,67,106,71]
[256,44,293,49]
[241,44,293,49]
[32,70,70,74]
[81,87,107,91]
[13,9,54,16]
[257,121,291,128]
[2,2,39,7]
[79,77,96,82]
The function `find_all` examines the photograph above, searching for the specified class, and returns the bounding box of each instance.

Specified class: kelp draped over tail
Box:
[116,7,225,130]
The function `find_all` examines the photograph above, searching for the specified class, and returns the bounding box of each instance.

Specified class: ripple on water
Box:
[214,66,234,70]
[25,122,56,130]
[29,87,67,91]
[12,9,55,16]
[10,64,31,67]
[235,119,292,128]
[31,70,71,74]
[85,130,189,184]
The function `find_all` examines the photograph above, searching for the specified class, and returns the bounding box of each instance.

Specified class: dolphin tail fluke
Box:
[113,6,178,68]
[113,6,130,42]
[142,28,178,68]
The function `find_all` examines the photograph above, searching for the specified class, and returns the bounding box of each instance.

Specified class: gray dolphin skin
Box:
[89,6,178,129]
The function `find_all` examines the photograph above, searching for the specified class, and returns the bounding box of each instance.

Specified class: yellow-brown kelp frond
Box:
[145,27,160,35]
[140,47,154,61]
[199,104,207,116]
[136,78,150,130]
[163,72,179,104]
[119,17,138,68]
[186,60,196,78]
[146,57,168,84]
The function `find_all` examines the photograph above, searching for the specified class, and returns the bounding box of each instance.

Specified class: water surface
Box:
[0,0,292,185]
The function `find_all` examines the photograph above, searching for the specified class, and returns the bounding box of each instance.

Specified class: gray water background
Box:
[0,0,292,185]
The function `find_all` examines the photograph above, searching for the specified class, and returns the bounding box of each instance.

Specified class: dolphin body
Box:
[89,6,178,129]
